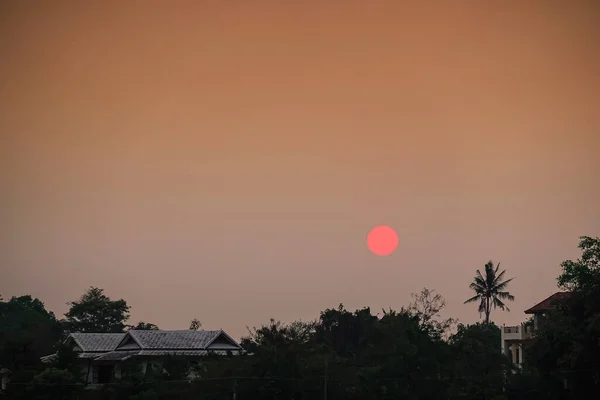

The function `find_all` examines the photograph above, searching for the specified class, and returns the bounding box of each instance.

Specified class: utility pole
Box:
[323,359,328,400]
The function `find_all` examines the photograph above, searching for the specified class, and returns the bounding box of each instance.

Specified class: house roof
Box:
[41,352,110,364]
[524,292,571,314]
[41,330,242,363]
[137,350,230,356]
[120,329,241,350]
[69,333,127,352]
[94,350,140,362]
[90,348,241,362]
[40,354,58,363]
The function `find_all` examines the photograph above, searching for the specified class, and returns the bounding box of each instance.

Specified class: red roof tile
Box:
[524,292,571,314]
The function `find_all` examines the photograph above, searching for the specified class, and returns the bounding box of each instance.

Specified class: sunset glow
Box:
[1,1,599,338]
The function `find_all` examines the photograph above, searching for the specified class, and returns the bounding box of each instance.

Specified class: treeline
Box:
[1,235,599,400]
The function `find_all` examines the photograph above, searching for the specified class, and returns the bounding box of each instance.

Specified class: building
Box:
[0,368,11,393]
[501,292,571,366]
[40,329,243,387]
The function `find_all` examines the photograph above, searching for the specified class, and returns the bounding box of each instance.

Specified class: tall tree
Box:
[464,261,514,324]
[64,287,130,333]
[527,236,600,399]
[557,235,600,291]
[408,287,456,339]
[0,295,62,372]
[315,304,379,358]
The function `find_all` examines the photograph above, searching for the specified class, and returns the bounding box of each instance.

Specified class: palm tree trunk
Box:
[485,297,490,324]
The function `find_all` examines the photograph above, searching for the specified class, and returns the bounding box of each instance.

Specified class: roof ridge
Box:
[129,329,220,332]
[68,332,126,352]
[524,291,572,314]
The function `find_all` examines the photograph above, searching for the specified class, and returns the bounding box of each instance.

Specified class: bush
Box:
[32,367,76,385]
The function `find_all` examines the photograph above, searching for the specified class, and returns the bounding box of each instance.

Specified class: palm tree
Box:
[464,261,515,324]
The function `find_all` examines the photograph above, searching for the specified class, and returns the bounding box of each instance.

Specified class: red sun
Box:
[367,226,399,256]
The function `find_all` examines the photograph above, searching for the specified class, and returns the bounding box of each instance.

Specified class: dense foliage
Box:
[0,295,63,382]
[64,287,131,333]
[130,322,160,331]
[524,235,600,399]
[2,236,599,399]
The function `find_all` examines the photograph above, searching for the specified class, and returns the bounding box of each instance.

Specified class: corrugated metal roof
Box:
[41,330,241,364]
[42,352,110,363]
[41,352,102,363]
[94,351,140,361]
[40,354,58,363]
[126,330,237,350]
[70,333,126,352]
[88,349,241,362]
[78,353,104,359]
[137,350,238,356]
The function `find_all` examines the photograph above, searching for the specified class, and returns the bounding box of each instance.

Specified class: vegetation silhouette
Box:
[1,236,598,399]
[465,261,515,324]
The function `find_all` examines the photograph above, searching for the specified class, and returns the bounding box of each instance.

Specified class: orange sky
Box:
[1,1,599,339]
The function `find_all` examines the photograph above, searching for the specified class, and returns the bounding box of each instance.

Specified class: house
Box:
[501,292,571,366]
[41,329,243,386]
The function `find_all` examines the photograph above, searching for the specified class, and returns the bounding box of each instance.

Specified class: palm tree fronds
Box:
[464,294,481,304]
[492,269,506,285]
[493,278,514,291]
[493,297,510,312]
[465,261,514,324]
[496,291,515,301]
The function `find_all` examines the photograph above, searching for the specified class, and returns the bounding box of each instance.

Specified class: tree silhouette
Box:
[408,287,456,339]
[130,321,159,330]
[189,318,201,330]
[464,261,514,324]
[64,287,130,333]
[0,295,62,370]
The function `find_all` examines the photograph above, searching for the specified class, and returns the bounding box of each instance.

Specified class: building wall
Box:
[119,342,141,350]
[1,376,9,391]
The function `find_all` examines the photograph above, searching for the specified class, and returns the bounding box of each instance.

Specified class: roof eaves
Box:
[524,292,571,314]
[68,334,85,351]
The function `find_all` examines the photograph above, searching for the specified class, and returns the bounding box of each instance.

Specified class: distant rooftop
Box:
[121,329,238,350]
[524,292,571,314]
[42,329,242,363]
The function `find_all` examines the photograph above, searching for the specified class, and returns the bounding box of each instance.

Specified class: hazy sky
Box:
[1,1,599,339]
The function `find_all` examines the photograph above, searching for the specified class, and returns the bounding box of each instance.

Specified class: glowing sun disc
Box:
[367,226,399,256]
